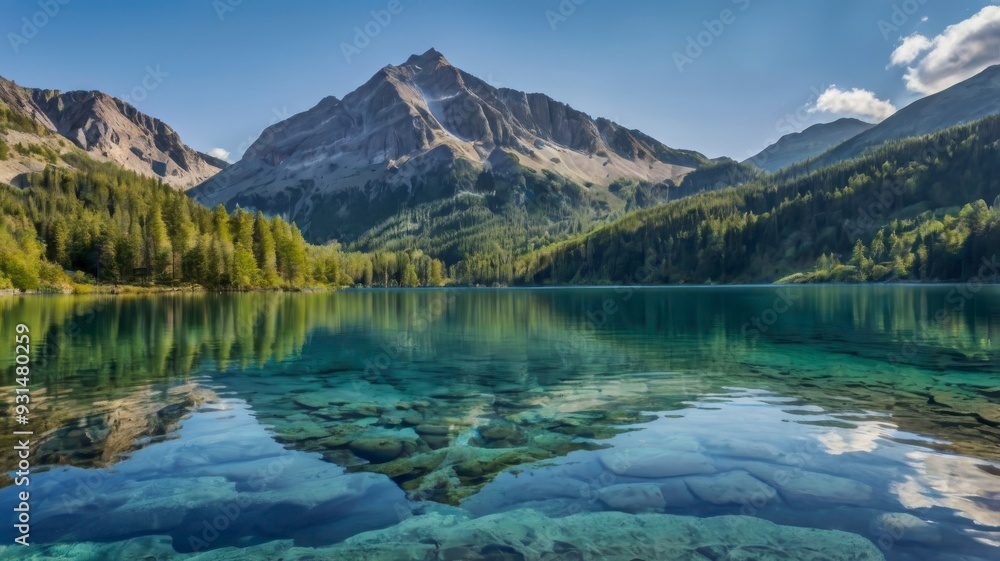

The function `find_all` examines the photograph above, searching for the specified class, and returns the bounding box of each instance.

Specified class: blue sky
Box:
[2,0,998,160]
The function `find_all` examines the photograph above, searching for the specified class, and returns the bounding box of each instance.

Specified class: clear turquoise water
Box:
[0,287,998,560]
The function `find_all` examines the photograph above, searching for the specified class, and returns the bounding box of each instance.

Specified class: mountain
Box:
[814,65,1000,167]
[0,76,224,190]
[191,49,708,244]
[517,116,1000,286]
[746,118,873,172]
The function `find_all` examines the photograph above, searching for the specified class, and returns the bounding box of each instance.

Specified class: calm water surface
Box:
[0,287,998,560]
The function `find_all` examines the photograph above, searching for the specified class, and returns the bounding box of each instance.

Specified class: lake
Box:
[0,286,998,560]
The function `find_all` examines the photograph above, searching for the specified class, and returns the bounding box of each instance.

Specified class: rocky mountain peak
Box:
[404,47,450,68]
[0,75,223,189]
[191,49,707,243]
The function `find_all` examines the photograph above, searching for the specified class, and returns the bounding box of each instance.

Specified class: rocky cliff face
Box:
[191,49,706,242]
[0,76,224,189]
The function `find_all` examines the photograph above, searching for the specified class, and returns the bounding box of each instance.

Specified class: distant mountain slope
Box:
[0,76,224,189]
[517,115,1000,285]
[746,118,873,172]
[191,49,708,243]
[814,65,1000,167]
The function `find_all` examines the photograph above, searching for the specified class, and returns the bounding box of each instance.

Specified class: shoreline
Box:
[2,281,996,297]
[0,284,342,296]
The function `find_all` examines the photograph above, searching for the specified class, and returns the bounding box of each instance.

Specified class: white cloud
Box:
[895,6,1000,95]
[810,85,897,122]
[207,147,231,161]
[890,34,932,66]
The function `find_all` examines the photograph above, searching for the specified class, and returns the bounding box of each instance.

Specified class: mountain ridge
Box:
[746,118,874,172]
[191,48,709,243]
[0,76,224,190]
[814,64,1000,167]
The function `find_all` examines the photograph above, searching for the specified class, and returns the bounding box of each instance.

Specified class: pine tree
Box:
[253,212,279,286]
[232,246,259,289]
[213,204,232,243]
[96,231,118,282]
[427,259,445,287]
[272,217,307,286]
[870,230,886,262]
[849,239,867,267]
[231,207,254,249]
[211,205,235,285]
[145,202,172,280]
[165,201,195,281]
[124,217,144,281]
[46,219,69,267]
[402,263,419,287]
[182,235,209,285]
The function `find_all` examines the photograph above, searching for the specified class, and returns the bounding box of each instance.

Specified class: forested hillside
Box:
[515,116,1000,285]
[349,164,660,281]
[3,112,999,291]
[0,155,445,291]
[348,157,766,285]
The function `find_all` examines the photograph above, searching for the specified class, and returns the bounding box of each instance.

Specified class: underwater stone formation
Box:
[3,509,889,560]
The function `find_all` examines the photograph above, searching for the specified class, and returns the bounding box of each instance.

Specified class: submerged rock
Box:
[530,433,609,456]
[315,426,362,449]
[474,420,527,447]
[360,450,448,479]
[75,476,239,539]
[400,413,424,427]
[3,509,890,561]
[873,512,942,545]
[349,438,405,463]
[272,420,329,443]
[744,462,874,508]
[414,424,450,436]
[595,483,666,512]
[292,394,332,410]
[654,435,702,452]
[685,470,778,506]
[249,470,396,511]
[415,424,452,450]
[453,448,552,482]
[659,478,699,508]
[214,508,887,560]
[702,437,788,463]
[599,447,715,478]
[340,402,384,419]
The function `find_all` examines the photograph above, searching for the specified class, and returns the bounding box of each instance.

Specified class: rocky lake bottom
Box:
[0,287,998,560]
